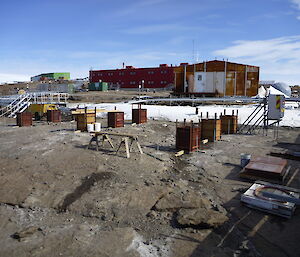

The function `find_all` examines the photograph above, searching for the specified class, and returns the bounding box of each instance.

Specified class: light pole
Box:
[138,84,141,99]
[141,80,144,91]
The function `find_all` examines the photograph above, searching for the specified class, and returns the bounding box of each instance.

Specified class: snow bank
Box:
[68,102,300,128]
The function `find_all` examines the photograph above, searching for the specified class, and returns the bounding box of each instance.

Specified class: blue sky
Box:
[0,0,300,84]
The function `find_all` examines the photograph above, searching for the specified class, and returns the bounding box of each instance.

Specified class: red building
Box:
[89,64,176,90]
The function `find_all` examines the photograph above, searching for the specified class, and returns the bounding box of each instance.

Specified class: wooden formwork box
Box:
[16,112,32,127]
[201,119,221,142]
[76,108,96,132]
[132,104,147,124]
[47,110,61,123]
[176,122,201,152]
[108,111,124,128]
[220,115,238,134]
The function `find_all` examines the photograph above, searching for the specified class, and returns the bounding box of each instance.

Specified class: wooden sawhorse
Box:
[87,132,143,158]
[87,134,114,151]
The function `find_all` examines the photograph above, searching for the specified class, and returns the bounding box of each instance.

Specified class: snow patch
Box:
[127,231,170,257]
[67,102,300,128]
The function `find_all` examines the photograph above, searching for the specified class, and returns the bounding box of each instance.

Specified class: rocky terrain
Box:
[0,116,299,257]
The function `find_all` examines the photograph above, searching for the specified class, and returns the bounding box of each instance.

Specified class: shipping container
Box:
[89,82,108,91]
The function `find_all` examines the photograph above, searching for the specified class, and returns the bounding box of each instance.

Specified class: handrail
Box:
[238,104,263,133]
[0,92,69,117]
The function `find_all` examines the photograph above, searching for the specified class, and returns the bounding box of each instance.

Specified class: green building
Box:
[89,82,108,91]
[31,72,70,81]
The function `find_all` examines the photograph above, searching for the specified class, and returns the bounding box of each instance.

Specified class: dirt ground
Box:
[0,116,299,257]
[68,90,171,103]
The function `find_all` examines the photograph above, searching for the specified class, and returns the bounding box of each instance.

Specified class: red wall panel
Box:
[90,66,175,89]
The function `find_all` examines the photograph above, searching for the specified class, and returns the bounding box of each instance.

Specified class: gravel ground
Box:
[0,116,299,257]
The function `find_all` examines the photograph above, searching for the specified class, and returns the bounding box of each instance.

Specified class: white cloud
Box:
[213,36,300,85]
[290,0,300,20]
[0,73,30,83]
[290,0,300,9]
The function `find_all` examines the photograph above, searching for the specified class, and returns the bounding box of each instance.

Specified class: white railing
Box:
[0,92,69,117]
[30,92,69,104]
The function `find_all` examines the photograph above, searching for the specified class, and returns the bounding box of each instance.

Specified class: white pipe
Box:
[224,61,227,96]
[244,65,247,96]
[234,71,237,96]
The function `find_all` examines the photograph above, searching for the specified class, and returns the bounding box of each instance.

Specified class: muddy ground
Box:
[0,116,299,257]
[68,90,171,103]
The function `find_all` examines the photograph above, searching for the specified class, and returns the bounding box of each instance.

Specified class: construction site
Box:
[0,78,299,257]
[3,0,300,255]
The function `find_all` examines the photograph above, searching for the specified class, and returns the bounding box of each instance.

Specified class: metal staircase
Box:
[0,92,69,118]
[0,94,32,118]
[238,98,268,134]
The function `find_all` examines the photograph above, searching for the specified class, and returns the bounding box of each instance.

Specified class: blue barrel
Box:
[240,153,251,167]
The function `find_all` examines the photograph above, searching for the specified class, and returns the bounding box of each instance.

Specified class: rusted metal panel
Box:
[175,71,184,93]
[247,72,259,96]
[225,72,235,96]
[174,60,259,97]
[108,112,124,128]
[201,60,225,72]
[16,112,32,127]
[176,122,201,152]
[221,115,237,134]
[245,162,284,175]
[47,110,61,123]
[132,109,147,124]
[241,156,287,181]
[251,156,287,166]
[201,119,221,142]
[236,72,245,96]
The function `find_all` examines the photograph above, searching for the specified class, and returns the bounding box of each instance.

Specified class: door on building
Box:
[194,72,206,92]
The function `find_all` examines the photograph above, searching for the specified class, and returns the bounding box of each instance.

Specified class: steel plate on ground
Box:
[251,156,287,166]
[245,162,284,174]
